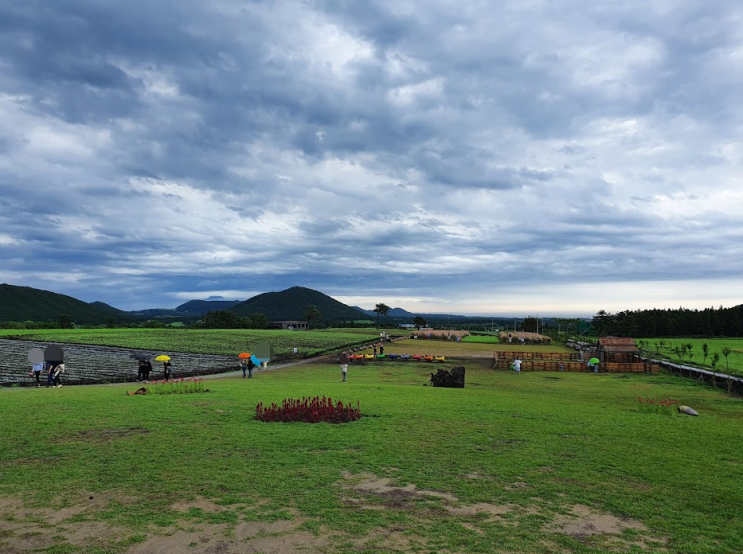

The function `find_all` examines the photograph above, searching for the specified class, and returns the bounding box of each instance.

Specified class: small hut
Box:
[597,337,640,363]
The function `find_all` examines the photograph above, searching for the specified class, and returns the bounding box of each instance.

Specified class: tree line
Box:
[591,305,743,337]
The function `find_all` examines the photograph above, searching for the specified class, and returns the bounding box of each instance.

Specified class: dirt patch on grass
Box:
[550,504,647,537]
[0,492,334,554]
[0,493,132,553]
[546,503,665,550]
[171,497,229,513]
[338,471,513,520]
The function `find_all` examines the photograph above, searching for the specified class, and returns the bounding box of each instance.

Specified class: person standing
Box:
[52,363,65,387]
[31,360,43,387]
[143,360,152,382]
[163,361,172,381]
[46,361,55,388]
[513,358,522,374]
[379,343,385,356]
[339,352,349,382]
[240,359,248,378]
[373,344,377,356]
[137,360,145,382]
[247,357,255,378]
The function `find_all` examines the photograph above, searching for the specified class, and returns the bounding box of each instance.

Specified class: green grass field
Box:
[642,337,743,377]
[364,339,575,357]
[0,328,407,360]
[461,335,503,343]
[1,359,741,553]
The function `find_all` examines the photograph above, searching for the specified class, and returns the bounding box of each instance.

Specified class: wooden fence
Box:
[494,351,580,360]
[493,359,652,373]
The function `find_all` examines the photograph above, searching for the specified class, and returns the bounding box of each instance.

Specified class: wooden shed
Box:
[597,337,640,363]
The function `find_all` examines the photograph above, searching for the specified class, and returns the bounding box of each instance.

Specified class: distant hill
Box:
[232,287,371,321]
[127,299,244,320]
[88,301,135,319]
[352,305,480,320]
[128,308,182,319]
[175,299,243,316]
[0,284,136,324]
[352,306,415,317]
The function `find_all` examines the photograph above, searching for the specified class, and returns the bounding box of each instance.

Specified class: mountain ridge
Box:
[231,286,371,321]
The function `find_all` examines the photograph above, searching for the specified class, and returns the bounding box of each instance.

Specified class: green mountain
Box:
[176,299,243,316]
[0,284,136,324]
[231,286,371,322]
[88,301,134,319]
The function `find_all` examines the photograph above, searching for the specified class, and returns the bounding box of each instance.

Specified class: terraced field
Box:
[0,339,236,386]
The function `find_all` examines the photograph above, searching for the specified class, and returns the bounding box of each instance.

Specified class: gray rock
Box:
[678,405,699,416]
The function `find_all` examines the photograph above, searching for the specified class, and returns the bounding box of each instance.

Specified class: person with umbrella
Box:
[156,355,172,380]
[248,354,259,378]
[132,353,153,382]
[238,353,250,378]
[588,357,600,373]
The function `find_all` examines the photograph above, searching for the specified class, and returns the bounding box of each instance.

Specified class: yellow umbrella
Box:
[155,355,171,362]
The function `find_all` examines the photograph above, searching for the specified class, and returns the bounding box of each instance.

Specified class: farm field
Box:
[642,337,743,377]
[0,328,406,360]
[362,339,576,357]
[1,359,741,553]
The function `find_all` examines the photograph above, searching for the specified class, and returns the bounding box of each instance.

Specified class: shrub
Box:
[255,396,361,423]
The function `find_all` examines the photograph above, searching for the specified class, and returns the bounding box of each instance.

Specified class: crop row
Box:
[0,328,398,358]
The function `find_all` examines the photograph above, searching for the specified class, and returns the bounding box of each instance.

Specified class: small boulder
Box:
[678,405,699,416]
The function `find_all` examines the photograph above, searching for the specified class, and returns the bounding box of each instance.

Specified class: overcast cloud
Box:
[1,0,742,316]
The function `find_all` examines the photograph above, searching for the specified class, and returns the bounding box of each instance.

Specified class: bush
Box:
[255,396,360,423]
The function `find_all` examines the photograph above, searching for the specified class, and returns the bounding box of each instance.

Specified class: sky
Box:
[1,1,742,317]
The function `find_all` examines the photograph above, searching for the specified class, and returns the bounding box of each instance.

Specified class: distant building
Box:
[597,337,640,362]
[270,320,308,330]
[398,323,416,329]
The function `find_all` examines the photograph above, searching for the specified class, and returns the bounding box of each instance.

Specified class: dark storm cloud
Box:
[0,0,741,313]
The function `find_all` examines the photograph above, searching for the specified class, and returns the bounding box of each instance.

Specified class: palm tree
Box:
[373,303,391,329]
[303,305,320,330]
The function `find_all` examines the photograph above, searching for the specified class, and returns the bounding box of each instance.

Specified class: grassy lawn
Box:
[641,337,743,377]
[1,358,742,553]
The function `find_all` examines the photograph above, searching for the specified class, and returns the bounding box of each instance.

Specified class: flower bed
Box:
[255,396,360,423]
[637,396,679,415]
[147,377,207,395]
